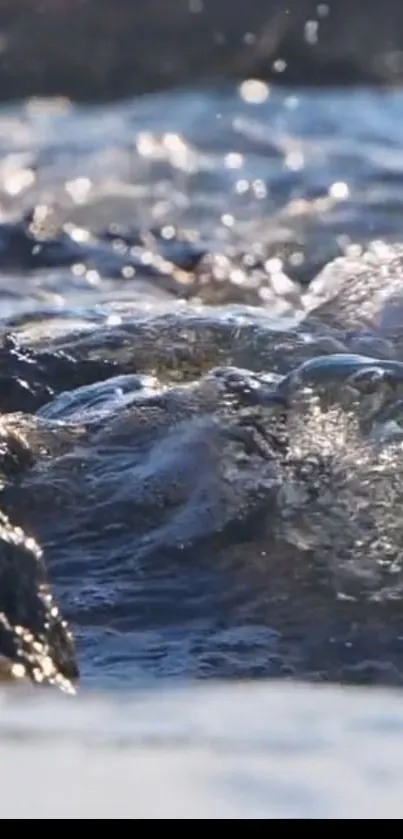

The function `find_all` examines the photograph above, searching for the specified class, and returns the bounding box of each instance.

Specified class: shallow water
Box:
[3,85,403,692]
[3,680,403,818]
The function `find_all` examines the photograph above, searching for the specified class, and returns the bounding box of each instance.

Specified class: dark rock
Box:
[0,508,78,692]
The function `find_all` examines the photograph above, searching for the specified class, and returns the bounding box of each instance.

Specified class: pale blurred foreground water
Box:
[1,680,403,818]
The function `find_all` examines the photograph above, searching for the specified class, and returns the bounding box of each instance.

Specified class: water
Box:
[4,80,403,813]
[4,84,403,686]
[2,680,403,818]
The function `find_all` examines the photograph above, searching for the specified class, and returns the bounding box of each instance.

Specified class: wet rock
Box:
[0,508,78,692]
[3,238,403,685]
[0,333,119,414]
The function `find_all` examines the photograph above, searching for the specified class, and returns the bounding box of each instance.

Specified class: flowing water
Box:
[3,80,403,815]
